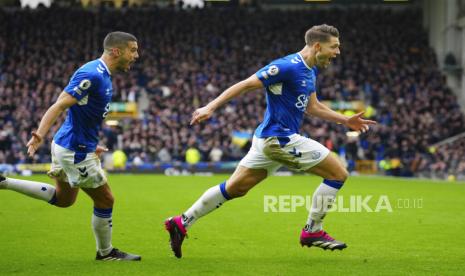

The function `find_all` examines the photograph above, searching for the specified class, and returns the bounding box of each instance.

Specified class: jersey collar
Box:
[297,53,312,70]
[98,58,112,75]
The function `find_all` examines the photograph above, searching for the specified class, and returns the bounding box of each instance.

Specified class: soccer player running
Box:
[165,24,376,258]
[0,32,141,261]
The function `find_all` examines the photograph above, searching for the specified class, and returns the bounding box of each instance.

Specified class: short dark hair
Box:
[103,31,137,51]
[305,24,339,45]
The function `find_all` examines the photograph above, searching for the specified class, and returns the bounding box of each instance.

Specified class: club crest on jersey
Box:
[267,65,279,76]
[78,79,91,90]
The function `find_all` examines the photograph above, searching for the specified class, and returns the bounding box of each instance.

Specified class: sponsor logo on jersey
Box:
[295,94,309,111]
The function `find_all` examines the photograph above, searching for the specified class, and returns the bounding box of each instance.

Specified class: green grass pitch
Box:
[1,174,464,275]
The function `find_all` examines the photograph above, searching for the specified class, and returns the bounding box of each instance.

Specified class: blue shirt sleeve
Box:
[255,60,294,87]
[64,70,100,101]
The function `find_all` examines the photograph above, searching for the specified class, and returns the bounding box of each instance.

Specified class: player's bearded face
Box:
[315,37,340,68]
[117,42,139,72]
[315,51,331,68]
[118,54,132,72]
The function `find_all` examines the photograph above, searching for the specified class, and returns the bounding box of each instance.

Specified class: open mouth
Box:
[127,61,135,69]
[327,56,336,65]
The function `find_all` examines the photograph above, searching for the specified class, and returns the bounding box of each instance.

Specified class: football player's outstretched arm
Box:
[305,92,376,133]
[190,75,263,125]
[26,92,77,157]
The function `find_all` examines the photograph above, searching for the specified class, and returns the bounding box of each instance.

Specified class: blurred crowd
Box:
[0,5,464,178]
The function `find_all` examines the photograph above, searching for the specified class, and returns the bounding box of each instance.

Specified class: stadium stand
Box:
[0,5,464,179]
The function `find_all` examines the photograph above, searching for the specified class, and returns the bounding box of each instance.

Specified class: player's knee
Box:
[92,192,114,209]
[226,172,263,198]
[101,193,115,208]
[332,168,349,182]
[54,197,76,208]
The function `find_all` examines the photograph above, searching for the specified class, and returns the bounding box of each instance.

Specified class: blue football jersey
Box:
[54,59,112,154]
[254,53,318,138]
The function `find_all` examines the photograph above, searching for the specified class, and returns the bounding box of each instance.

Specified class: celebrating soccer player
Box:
[0,32,141,261]
[165,24,376,258]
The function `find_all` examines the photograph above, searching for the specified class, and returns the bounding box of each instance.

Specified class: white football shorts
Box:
[47,141,107,188]
[238,134,330,175]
